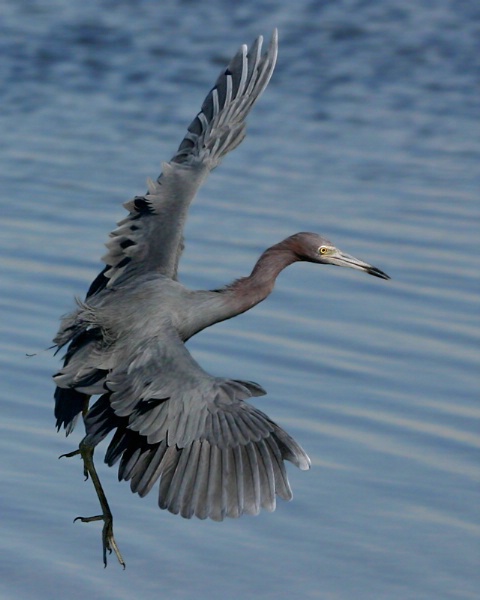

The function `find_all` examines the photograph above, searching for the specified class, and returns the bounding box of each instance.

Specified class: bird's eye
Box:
[319,246,329,255]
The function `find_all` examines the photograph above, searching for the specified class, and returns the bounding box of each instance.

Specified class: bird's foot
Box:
[61,439,126,568]
[74,512,125,569]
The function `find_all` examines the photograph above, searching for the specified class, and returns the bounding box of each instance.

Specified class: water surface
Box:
[1,1,479,599]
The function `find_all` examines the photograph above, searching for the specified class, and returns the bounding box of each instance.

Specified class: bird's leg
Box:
[68,438,125,569]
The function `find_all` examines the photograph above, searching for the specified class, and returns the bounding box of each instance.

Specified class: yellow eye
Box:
[319,246,329,255]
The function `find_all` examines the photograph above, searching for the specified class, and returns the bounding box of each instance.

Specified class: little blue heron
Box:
[54,30,389,568]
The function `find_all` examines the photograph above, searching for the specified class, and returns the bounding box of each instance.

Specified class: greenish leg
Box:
[61,440,126,569]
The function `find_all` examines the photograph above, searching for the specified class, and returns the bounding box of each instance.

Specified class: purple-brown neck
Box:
[227,238,299,309]
[183,235,308,340]
[210,235,307,322]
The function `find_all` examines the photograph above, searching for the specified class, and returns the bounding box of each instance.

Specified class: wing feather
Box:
[256,439,276,511]
[132,441,169,498]
[80,330,309,521]
[87,31,278,294]
[188,441,212,520]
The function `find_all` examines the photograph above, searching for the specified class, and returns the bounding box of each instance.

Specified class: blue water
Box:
[1,1,479,598]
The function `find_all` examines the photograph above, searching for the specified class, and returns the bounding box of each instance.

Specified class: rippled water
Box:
[1,1,479,599]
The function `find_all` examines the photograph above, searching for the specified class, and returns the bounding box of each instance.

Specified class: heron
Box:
[54,29,389,568]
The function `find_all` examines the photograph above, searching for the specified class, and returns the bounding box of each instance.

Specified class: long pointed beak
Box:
[327,251,390,280]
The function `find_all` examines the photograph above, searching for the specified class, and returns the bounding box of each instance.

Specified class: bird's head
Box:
[290,232,390,280]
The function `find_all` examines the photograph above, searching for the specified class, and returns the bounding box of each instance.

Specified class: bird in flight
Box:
[54,29,389,568]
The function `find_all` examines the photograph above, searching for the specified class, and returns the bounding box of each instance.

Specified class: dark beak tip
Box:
[368,267,390,280]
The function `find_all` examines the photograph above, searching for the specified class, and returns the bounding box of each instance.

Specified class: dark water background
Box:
[1,0,479,598]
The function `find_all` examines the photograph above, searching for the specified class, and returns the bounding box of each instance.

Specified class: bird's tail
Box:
[171,29,278,170]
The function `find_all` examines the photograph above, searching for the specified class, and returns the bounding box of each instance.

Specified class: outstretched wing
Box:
[83,329,310,521]
[89,31,278,295]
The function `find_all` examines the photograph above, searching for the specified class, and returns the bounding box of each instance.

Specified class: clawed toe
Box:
[58,449,81,459]
[74,512,125,569]
[74,514,104,524]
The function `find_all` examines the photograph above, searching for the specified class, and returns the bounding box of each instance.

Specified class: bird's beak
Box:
[327,250,390,280]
